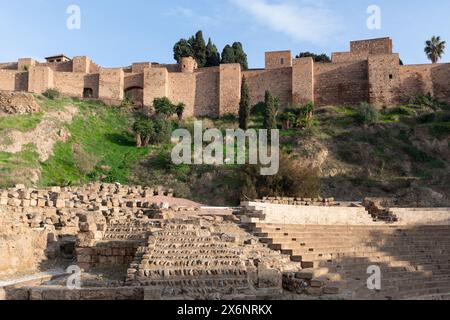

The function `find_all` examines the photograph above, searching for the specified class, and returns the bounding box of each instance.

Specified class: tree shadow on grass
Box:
[104,133,136,147]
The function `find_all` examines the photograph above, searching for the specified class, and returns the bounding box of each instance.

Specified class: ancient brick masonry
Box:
[1,37,449,115]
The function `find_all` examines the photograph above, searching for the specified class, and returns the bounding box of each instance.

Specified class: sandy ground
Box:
[0,105,78,161]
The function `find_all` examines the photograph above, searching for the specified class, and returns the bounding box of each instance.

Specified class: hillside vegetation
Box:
[0,94,449,207]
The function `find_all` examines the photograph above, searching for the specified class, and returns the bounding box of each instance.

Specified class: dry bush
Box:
[72,144,99,174]
[240,154,321,200]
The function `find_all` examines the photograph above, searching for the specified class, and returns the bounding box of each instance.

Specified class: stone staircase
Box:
[125,221,257,299]
[248,223,450,299]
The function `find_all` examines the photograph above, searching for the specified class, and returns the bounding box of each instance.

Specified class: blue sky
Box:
[0,0,449,68]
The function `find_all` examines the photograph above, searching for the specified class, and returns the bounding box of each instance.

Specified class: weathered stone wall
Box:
[1,37,449,112]
[368,54,401,106]
[400,63,450,103]
[219,64,241,115]
[244,67,292,107]
[351,37,392,54]
[0,70,19,91]
[53,72,86,97]
[314,61,369,106]
[292,57,314,105]
[265,51,293,69]
[72,56,90,74]
[28,66,54,94]
[98,68,124,103]
[143,67,168,108]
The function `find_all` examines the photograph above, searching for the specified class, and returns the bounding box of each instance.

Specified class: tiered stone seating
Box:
[126,222,255,299]
[251,223,450,299]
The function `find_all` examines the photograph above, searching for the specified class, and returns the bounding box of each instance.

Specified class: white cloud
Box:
[230,0,343,44]
[166,6,219,27]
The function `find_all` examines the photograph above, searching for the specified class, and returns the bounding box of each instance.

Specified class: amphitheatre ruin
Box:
[0,37,450,301]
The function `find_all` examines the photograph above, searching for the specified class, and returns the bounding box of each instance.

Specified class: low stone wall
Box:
[390,208,450,225]
[241,201,450,226]
[242,201,376,226]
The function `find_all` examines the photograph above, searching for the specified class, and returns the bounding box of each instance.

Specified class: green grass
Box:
[0,112,44,132]
[40,100,151,186]
[0,144,40,188]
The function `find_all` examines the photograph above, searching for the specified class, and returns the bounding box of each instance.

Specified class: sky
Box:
[0,0,449,68]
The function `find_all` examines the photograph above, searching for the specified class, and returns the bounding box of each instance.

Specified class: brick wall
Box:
[314,61,369,106]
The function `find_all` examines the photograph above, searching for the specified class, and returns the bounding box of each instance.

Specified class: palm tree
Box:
[425,36,446,63]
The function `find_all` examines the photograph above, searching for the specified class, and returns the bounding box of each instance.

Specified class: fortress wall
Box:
[28,66,54,94]
[194,69,220,117]
[351,38,392,54]
[72,57,91,73]
[131,63,151,74]
[243,67,292,107]
[53,72,86,97]
[168,72,196,117]
[265,51,292,69]
[143,67,168,107]
[98,68,124,103]
[332,52,371,63]
[0,62,18,70]
[84,74,100,99]
[400,63,450,103]
[14,72,29,91]
[124,73,144,90]
[368,54,401,106]
[314,61,369,106]
[0,70,18,91]
[219,64,241,116]
[292,57,314,105]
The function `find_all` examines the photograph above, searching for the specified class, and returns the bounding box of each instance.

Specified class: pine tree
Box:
[239,77,250,130]
[173,39,194,62]
[205,38,221,67]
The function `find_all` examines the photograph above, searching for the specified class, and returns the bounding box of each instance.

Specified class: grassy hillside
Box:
[0,94,449,206]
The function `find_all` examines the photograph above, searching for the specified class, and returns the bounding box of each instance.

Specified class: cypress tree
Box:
[190,31,207,67]
[239,77,250,130]
[205,38,221,67]
[221,45,235,64]
[263,90,278,131]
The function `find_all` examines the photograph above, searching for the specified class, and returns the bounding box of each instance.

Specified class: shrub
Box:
[409,93,450,111]
[240,154,321,199]
[72,144,99,174]
[154,97,176,117]
[151,115,173,145]
[175,103,185,121]
[355,102,379,125]
[43,88,61,100]
[132,117,155,147]
[251,101,266,116]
